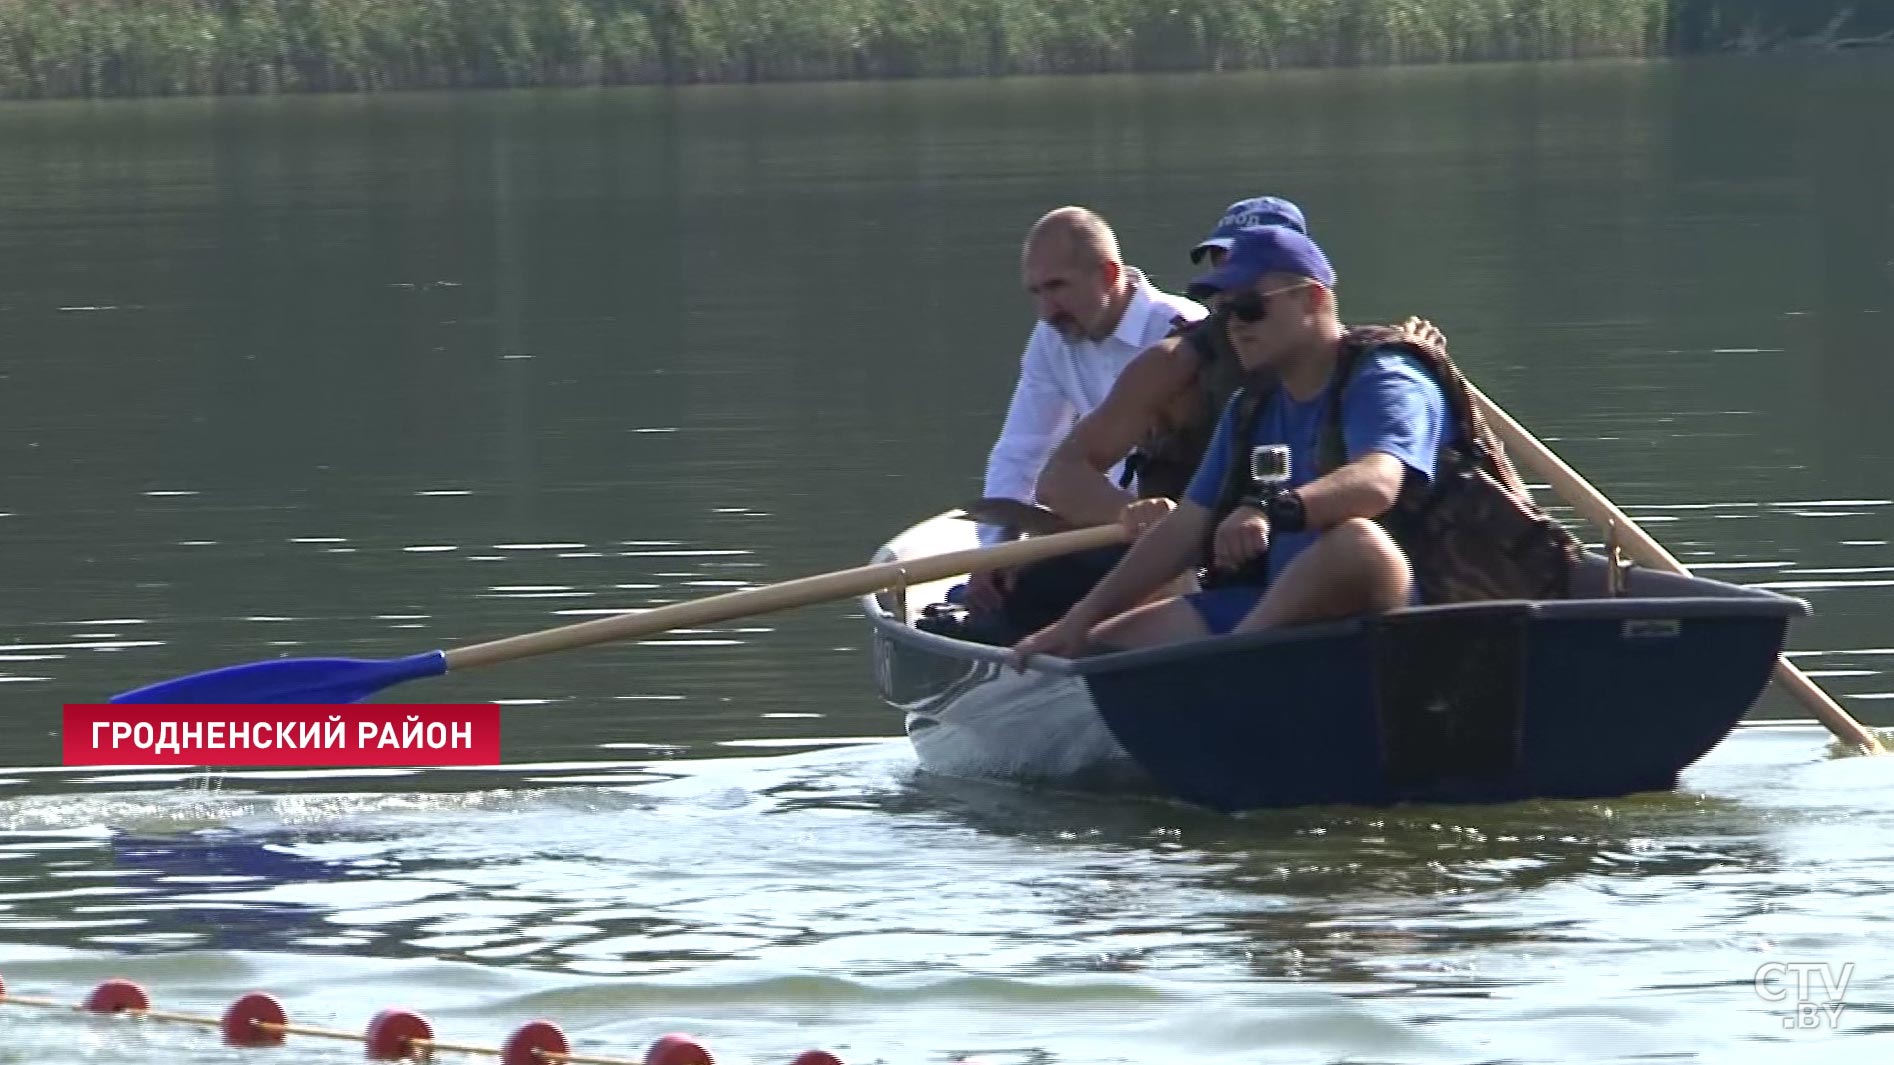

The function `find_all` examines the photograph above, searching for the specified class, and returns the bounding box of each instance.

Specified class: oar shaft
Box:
[443,523,1128,671]
[1468,382,1885,755]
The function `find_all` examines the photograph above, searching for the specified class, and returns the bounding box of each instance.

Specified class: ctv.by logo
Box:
[1754,961,1852,1029]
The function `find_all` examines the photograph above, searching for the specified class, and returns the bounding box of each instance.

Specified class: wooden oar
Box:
[110,520,1129,706]
[1466,381,1886,756]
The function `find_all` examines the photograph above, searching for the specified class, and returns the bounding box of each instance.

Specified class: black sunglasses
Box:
[1222,280,1314,323]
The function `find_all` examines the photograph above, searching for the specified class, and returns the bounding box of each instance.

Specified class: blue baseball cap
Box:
[1190,196,1309,264]
[1187,224,1335,300]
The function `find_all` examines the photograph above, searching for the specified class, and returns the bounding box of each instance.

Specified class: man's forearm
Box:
[1293,456,1403,529]
[1036,449,1136,526]
[1065,508,1203,629]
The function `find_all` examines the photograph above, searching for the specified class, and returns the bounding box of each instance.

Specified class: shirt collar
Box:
[1106,266,1155,348]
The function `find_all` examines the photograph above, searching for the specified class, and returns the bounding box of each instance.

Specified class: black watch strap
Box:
[1265,489,1307,533]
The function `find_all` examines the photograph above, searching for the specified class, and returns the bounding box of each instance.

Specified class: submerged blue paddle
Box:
[108,520,1128,705]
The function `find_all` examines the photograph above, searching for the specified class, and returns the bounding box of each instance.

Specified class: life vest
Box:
[1203,325,1582,604]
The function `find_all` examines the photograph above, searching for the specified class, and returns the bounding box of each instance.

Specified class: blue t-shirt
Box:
[1183,347,1449,584]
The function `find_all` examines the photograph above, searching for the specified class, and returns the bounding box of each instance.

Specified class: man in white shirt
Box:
[977,207,1207,537]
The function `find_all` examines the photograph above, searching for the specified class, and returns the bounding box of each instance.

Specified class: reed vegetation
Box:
[0,0,1872,100]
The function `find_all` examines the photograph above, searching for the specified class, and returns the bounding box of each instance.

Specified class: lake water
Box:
[1,52,1892,1064]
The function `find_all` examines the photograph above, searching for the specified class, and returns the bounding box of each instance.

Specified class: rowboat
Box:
[861,508,1812,812]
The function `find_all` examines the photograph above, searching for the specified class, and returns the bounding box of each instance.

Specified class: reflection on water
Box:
[2,731,1880,1065]
[0,742,1790,974]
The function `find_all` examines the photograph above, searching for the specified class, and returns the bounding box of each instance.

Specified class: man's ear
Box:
[1099,258,1123,289]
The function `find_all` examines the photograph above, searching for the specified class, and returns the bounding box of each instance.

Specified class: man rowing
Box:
[1011,224,1450,658]
[965,197,1447,639]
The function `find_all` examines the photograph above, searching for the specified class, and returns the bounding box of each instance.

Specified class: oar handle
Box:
[1467,382,1885,755]
[442,522,1129,672]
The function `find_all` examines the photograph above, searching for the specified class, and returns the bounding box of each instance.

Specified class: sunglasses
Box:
[1222,280,1315,323]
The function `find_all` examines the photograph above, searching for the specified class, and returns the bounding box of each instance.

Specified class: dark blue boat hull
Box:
[1082,598,1801,812]
[864,514,1812,814]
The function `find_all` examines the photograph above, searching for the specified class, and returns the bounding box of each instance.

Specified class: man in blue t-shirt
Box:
[1011,224,1449,661]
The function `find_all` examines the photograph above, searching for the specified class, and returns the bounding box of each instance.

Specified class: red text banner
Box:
[61,704,501,766]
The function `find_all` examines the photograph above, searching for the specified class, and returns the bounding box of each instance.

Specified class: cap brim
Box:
[1188,238,1234,265]
[1188,259,1258,298]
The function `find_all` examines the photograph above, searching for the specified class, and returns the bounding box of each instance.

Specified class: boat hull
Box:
[863,511,1811,812]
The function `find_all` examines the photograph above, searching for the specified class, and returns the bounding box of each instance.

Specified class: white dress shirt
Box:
[979,268,1207,544]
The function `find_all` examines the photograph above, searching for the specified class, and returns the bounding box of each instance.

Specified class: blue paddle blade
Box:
[109,651,448,705]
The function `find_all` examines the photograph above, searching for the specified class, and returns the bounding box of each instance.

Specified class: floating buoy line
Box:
[0,972,844,1065]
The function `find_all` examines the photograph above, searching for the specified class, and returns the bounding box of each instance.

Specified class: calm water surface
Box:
[1,53,1893,1063]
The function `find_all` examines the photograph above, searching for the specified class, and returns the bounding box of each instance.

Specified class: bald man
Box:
[969,207,1206,574]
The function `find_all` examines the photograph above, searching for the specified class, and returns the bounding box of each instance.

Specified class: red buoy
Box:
[502,1019,571,1065]
[792,1051,844,1065]
[646,1032,714,1065]
[82,979,151,1013]
[221,991,288,1047]
[363,1007,434,1060]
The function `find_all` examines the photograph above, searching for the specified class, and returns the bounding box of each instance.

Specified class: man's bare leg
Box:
[1235,518,1412,633]
[1088,596,1211,652]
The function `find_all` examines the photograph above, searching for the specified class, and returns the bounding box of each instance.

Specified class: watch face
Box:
[1250,444,1290,486]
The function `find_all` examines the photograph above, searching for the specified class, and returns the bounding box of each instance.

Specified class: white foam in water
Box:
[638,639,742,646]
[404,545,458,552]
[1,640,162,652]
[493,543,588,551]
[1750,578,1894,591]
[480,591,595,599]
[621,549,751,557]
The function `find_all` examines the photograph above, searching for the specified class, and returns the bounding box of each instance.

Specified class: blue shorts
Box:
[1186,585,1268,636]
[1185,581,1423,636]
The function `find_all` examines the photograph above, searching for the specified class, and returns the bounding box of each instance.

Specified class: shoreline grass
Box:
[0,0,1880,101]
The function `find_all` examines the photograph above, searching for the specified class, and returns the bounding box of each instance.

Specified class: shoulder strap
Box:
[1316,329,1386,474]
[1198,382,1273,575]
[1321,325,1535,500]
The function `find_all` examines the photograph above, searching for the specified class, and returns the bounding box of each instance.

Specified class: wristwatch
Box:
[1240,489,1307,533]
